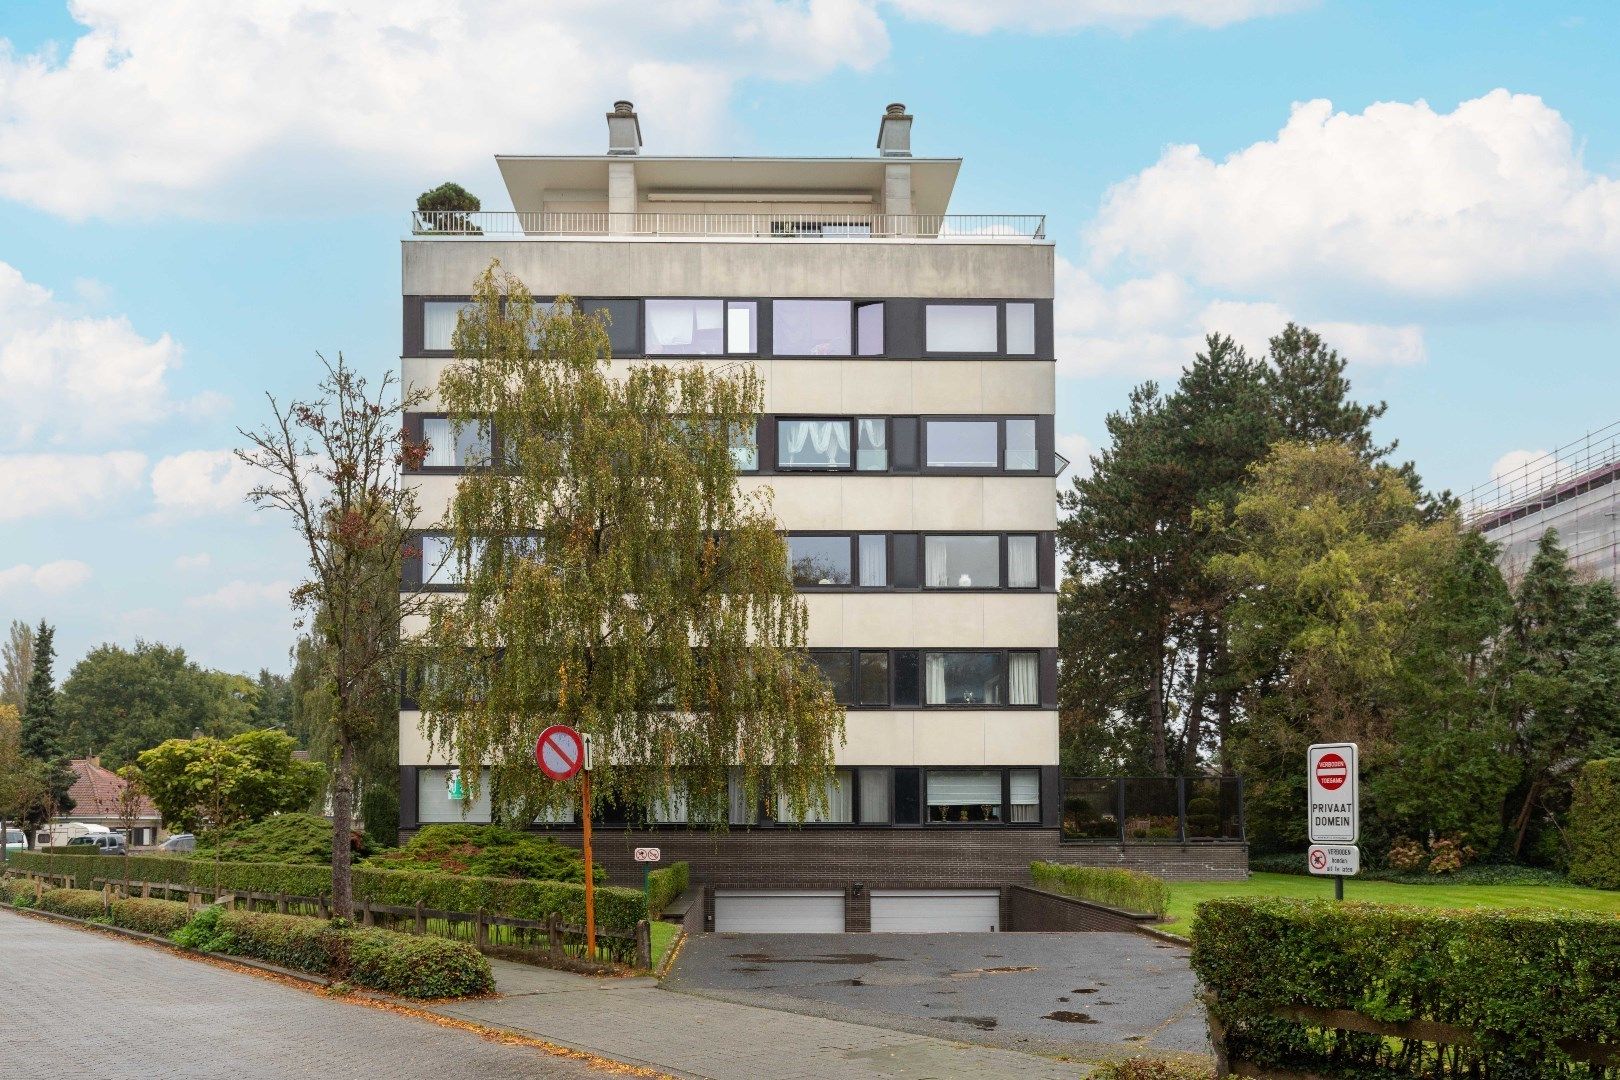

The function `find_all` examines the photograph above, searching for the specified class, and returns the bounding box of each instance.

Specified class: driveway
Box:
[666,931,1210,1057]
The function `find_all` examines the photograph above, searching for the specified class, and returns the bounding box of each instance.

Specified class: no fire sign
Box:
[1307,743,1358,844]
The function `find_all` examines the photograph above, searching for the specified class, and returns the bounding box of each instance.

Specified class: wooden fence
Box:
[6,870,650,970]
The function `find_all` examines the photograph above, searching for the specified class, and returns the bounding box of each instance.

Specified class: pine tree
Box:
[18,621,60,761]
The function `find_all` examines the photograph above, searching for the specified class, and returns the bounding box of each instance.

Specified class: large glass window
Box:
[579,299,640,357]
[925,420,998,468]
[423,301,473,351]
[858,534,888,587]
[421,417,489,469]
[858,651,889,705]
[859,768,891,823]
[777,769,853,823]
[1009,770,1041,823]
[772,300,851,355]
[924,651,1004,705]
[726,301,757,354]
[810,650,854,704]
[856,302,885,356]
[778,418,852,469]
[789,536,852,587]
[420,534,464,586]
[927,770,1002,823]
[925,535,1000,588]
[925,304,997,352]
[1005,419,1038,471]
[645,299,724,355]
[417,767,492,823]
[1006,303,1036,355]
[729,422,758,472]
[1007,535,1039,589]
[856,418,887,471]
[1009,651,1040,706]
[728,767,758,825]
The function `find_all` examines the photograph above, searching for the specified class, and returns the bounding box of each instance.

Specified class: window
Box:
[728,767,758,825]
[1009,651,1040,706]
[729,422,758,472]
[726,301,757,354]
[1010,770,1041,823]
[423,301,473,351]
[810,650,854,704]
[777,769,853,823]
[789,536,852,587]
[856,302,885,356]
[893,767,922,825]
[924,651,1004,705]
[856,418,888,471]
[858,534,888,587]
[927,771,1002,823]
[925,420,998,468]
[894,650,920,707]
[925,535,999,588]
[1007,535,1039,588]
[1005,419,1038,471]
[778,418,852,469]
[925,304,997,352]
[858,650,889,705]
[420,534,463,586]
[645,299,724,355]
[1006,303,1036,355]
[772,300,851,355]
[859,768,891,823]
[421,417,489,469]
[417,767,492,823]
[579,299,640,357]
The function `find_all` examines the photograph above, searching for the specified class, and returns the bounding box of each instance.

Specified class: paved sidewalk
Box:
[425,959,1093,1080]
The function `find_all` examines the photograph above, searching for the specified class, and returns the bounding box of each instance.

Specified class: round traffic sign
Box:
[1315,752,1348,791]
[1310,848,1329,871]
[535,724,586,781]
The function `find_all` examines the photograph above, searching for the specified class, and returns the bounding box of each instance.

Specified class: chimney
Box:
[876,102,912,157]
[607,100,642,155]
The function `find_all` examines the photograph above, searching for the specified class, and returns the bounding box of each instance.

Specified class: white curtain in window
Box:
[779,770,852,823]
[1009,652,1039,705]
[859,768,890,823]
[421,534,457,584]
[423,302,468,351]
[925,540,949,587]
[857,418,887,469]
[648,302,694,349]
[1009,769,1040,822]
[859,534,887,587]
[652,787,688,824]
[926,770,1001,806]
[924,652,948,704]
[423,418,455,467]
[728,768,756,825]
[1007,536,1038,588]
[783,420,849,465]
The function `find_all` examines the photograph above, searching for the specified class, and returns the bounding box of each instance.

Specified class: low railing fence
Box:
[410,210,1048,240]
[1062,776,1245,844]
[4,870,649,969]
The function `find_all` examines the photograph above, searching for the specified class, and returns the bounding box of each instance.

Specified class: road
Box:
[0,909,614,1080]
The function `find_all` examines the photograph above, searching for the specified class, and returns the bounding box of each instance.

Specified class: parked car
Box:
[157,833,195,853]
[65,833,126,854]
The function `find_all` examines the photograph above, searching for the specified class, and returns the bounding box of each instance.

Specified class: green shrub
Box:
[347,926,494,997]
[109,896,194,936]
[361,785,399,849]
[35,887,107,920]
[366,824,600,883]
[172,904,234,952]
[1192,897,1620,1076]
[192,814,364,866]
[1386,837,1426,872]
[1569,758,1620,889]
[1093,1059,1213,1080]
[1029,861,1169,916]
[646,861,690,916]
[2,877,37,906]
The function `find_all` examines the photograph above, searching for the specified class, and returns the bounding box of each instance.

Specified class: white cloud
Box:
[0,2,890,219]
[0,261,214,447]
[184,579,291,612]
[889,0,1311,32]
[149,449,259,518]
[0,451,147,520]
[173,552,212,573]
[1088,90,1620,307]
[1056,432,1094,477]
[0,560,93,595]
[1054,258,1424,379]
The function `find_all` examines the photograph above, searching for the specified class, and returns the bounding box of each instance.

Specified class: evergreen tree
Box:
[1,619,33,711]
[19,621,61,761]
[1263,323,1390,459]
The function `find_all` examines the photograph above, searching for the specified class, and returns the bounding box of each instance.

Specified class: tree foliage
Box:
[416,263,843,825]
[415,181,480,213]
[134,729,326,838]
[1,619,33,711]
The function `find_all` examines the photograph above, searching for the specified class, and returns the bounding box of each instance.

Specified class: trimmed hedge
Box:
[646,861,690,916]
[1569,758,1620,890]
[2,877,36,906]
[110,896,194,936]
[174,907,493,998]
[1030,861,1169,917]
[7,850,647,936]
[1192,897,1620,1076]
[36,887,109,921]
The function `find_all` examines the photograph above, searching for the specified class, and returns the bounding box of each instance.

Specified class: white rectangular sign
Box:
[1307,742,1358,843]
[1307,844,1360,877]
[633,847,662,863]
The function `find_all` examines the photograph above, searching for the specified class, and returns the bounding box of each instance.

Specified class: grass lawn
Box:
[649,918,681,969]
[1160,872,1620,938]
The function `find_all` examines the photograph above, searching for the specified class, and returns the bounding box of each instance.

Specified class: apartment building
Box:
[399,103,1070,933]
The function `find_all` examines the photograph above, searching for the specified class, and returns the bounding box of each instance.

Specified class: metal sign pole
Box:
[582,767,595,960]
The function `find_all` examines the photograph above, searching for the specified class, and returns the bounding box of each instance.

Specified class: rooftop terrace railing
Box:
[411,210,1047,240]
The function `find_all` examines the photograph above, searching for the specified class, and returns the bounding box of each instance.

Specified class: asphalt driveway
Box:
[666,931,1210,1058]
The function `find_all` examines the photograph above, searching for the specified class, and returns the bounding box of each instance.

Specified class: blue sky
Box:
[2,1,1617,678]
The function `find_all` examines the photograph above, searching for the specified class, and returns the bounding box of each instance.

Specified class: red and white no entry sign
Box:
[535,724,586,782]
[1315,752,1348,791]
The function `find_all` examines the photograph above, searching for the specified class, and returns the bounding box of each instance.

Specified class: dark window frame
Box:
[775,415,856,472]
[768,298,887,359]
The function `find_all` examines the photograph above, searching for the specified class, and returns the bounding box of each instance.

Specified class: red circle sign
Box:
[1315,753,1348,791]
[535,724,585,782]
[1310,848,1328,870]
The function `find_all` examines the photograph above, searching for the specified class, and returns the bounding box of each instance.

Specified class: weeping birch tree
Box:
[416,264,843,825]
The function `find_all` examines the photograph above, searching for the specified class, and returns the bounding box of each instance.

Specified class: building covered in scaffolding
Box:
[1467,421,1620,587]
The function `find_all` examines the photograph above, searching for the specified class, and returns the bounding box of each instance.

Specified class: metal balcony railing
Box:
[1061,776,1246,843]
[411,210,1047,240]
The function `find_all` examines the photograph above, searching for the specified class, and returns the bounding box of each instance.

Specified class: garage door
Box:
[870,890,1000,933]
[714,890,846,933]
